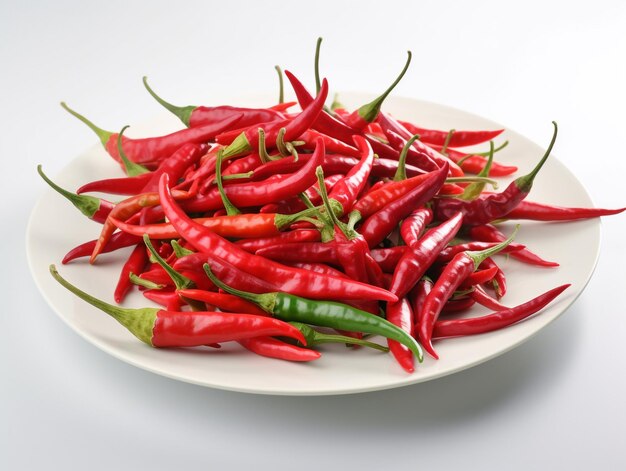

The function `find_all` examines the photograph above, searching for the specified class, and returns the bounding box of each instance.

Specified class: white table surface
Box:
[2,1,625,469]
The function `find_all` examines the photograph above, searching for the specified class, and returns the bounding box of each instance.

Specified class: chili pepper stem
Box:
[314,37,323,95]
[171,240,194,258]
[50,264,156,345]
[117,125,150,176]
[274,65,284,104]
[203,263,277,313]
[142,76,195,127]
[60,102,113,147]
[439,129,456,156]
[129,272,164,290]
[215,150,241,215]
[393,133,421,181]
[289,322,389,352]
[315,166,352,240]
[274,205,326,230]
[357,51,412,123]
[222,132,252,159]
[37,165,101,218]
[143,234,194,290]
[467,225,520,269]
[516,121,558,193]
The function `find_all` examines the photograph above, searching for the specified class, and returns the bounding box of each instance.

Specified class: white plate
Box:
[27,93,599,395]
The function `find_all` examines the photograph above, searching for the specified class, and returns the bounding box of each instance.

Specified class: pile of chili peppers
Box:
[41,40,625,373]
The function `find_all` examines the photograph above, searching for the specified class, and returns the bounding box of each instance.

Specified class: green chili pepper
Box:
[203,264,423,362]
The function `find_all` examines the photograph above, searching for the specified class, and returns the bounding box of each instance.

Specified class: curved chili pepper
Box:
[430,145,517,177]
[238,337,321,362]
[220,78,328,158]
[358,163,449,248]
[389,212,464,299]
[61,103,242,167]
[469,285,509,311]
[468,224,559,268]
[383,128,439,172]
[181,138,325,212]
[462,266,499,287]
[178,289,267,316]
[235,229,321,252]
[398,122,504,147]
[437,240,525,263]
[62,231,141,264]
[143,289,184,312]
[260,175,343,215]
[417,231,517,358]
[441,297,476,313]
[50,264,307,347]
[111,209,317,240]
[142,76,288,128]
[203,264,422,361]
[290,322,388,352]
[410,277,433,330]
[256,242,338,265]
[299,129,360,157]
[327,136,374,215]
[114,243,149,303]
[139,142,207,193]
[37,165,114,224]
[434,122,558,225]
[502,200,626,221]
[159,174,397,302]
[433,284,570,338]
[399,208,434,247]
[76,172,153,196]
[341,51,412,131]
[386,298,415,373]
[371,246,408,273]
[480,257,507,298]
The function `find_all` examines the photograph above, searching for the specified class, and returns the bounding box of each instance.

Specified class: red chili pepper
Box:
[159,174,397,302]
[437,240,525,263]
[359,163,449,248]
[479,257,507,298]
[143,289,184,312]
[434,122,558,225]
[76,172,153,196]
[260,175,342,215]
[389,212,463,299]
[114,243,149,303]
[410,277,433,330]
[62,232,141,264]
[441,297,476,313]
[418,231,516,358]
[382,128,439,172]
[371,246,408,273]
[111,209,315,240]
[61,103,241,167]
[256,242,338,266]
[235,229,321,252]
[430,145,518,177]
[51,265,307,347]
[468,224,559,268]
[299,129,361,157]
[399,208,434,247]
[177,289,267,316]
[502,200,626,221]
[341,52,412,131]
[143,76,289,128]
[386,298,415,373]
[433,285,570,339]
[182,138,325,212]
[220,78,329,159]
[399,121,504,147]
[462,266,499,287]
[470,285,509,311]
[238,337,321,362]
[37,165,114,224]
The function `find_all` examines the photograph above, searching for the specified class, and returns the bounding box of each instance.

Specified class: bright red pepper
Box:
[386,298,415,373]
[398,122,504,148]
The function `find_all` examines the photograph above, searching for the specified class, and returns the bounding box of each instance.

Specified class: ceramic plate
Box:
[27,93,599,395]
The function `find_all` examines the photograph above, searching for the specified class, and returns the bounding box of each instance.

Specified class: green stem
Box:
[202,264,277,312]
[466,225,520,269]
[460,141,495,200]
[357,51,412,123]
[315,166,350,239]
[142,76,195,127]
[129,273,164,290]
[476,140,509,157]
[171,240,194,258]
[274,66,284,104]
[298,192,316,209]
[289,322,389,352]
[143,234,194,290]
[314,37,323,95]
[330,93,344,111]
[393,133,421,181]
[274,205,326,230]
[49,265,156,345]
[258,128,272,163]
[515,121,558,193]
[117,125,150,176]
[37,165,100,218]
[215,150,241,216]
[446,176,498,188]
[60,102,113,147]
[276,128,290,156]
[440,129,456,156]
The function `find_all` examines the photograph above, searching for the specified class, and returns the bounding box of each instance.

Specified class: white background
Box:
[2,1,625,469]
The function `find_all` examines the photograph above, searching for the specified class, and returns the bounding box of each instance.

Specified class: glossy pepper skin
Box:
[386,298,415,373]
[502,200,626,221]
[433,285,570,338]
[434,122,558,225]
[49,265,307,347]
[399,121,504,148]
[61,102,242,167]
[158,173,397,302]
[359,163,449,248]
